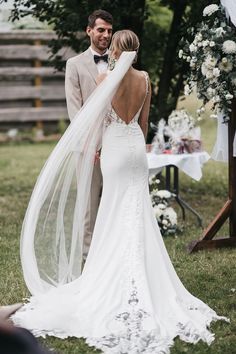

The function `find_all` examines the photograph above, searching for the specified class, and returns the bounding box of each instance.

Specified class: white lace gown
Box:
[13,100,228,353]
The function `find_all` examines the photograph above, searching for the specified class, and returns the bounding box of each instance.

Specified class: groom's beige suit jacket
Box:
[65,47,102,256]
[65,48,99,120]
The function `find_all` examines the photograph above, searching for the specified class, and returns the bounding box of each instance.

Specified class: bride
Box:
[13,30,228,353]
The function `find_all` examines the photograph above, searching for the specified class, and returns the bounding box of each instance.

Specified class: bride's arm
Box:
[139,77,151,140]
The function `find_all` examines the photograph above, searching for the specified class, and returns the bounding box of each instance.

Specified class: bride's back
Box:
[111,69,147,123]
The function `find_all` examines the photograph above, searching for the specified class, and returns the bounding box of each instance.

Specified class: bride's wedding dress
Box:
[13,52,228,353]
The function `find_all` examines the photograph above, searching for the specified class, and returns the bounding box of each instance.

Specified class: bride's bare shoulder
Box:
[132,68,149,79]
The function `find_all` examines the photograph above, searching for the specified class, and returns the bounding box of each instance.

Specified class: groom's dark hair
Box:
[88,9,113,28]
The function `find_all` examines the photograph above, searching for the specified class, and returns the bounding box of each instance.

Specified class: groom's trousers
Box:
[83,161,102,257]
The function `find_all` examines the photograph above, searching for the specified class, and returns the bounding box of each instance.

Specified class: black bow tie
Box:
[94,54,108,64]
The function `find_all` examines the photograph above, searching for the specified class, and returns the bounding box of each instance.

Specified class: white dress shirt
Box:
[90,47,108,74]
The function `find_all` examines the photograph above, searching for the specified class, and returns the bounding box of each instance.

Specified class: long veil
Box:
[21,51,136,296]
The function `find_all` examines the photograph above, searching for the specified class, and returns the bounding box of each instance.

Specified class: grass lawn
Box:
[0,117,235,353]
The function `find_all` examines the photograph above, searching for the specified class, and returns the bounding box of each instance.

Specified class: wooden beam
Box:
[0,107,68,122]
[201,200,231,240]
[188,237,236,252]
[0,67,65,79]
[0,45,76,61]
[0,30,85,42]
[229,100,236,238]
[0,30,57,41]
[0,86,66,101]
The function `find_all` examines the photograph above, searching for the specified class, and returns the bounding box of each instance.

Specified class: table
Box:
[147,152,211,227]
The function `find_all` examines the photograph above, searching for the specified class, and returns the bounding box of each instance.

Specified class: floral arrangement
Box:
[180,4,236,122]
[149,175,178,236]
[151,109,201,154]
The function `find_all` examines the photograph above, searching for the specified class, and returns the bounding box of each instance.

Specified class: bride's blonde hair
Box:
[110,30,140,63]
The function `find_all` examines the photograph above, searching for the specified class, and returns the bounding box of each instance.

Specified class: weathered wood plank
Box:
[0,30,85,42]
[0,67,65,79]
[0,30,57,41]
[0,107,68,122]
[0,45,76,60]
[188,237,236,252]
[0,86,66,101]
[0,45,51,60]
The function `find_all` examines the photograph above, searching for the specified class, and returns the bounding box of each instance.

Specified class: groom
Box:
[65,9,113,257]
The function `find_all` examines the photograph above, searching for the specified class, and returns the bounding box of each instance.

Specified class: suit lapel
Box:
[83,48,99,84]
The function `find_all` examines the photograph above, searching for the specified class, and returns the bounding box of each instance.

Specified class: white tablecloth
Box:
[147,152,210,181]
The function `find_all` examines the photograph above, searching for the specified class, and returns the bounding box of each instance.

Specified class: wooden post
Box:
[33,40,43,132]
[188,99,236,252]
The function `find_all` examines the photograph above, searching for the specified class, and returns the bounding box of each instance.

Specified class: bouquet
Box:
[151,109,201,154]
[149,175,178,236]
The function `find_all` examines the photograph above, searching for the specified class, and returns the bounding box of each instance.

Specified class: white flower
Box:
[186,56,191,62]
[206,70,214,79]
[213,68,220,77]
[162,219,168,226]
[223,40,236,54]
[209,41,215,47]
[222,57,228,63]
[156,203,166,210]
[207,87,216,97]
[201,63,207,76]
[231,76,236,86]
[178,49,183,58]
[219,60,233,72]
[197,41,203,47]
[149,175,156,184]
[202,40,209,47]
[154,207,162,219]
[195,33,203,42]
[210,114,217,119]
[189,43,197,52]
[184,84,191,95]
[225,93,233,100]
[212,95,220,103]
[205,55,217,68]
[164,207,177,225]
[203,4,219,17]
[215,27,225,37]
[156,190,172,199]
[150,189,159,197]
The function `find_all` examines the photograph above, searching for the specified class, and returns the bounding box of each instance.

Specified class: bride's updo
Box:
[109,30,140,63]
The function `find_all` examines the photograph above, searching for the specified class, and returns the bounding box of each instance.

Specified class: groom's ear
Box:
[86,26,92,37]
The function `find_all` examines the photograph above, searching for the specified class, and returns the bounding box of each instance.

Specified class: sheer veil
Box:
[21,51,136,296]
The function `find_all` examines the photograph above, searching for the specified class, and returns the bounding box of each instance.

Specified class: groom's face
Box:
[87,18,113,54]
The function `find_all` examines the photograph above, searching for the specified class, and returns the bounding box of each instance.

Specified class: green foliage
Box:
[142,0,172,77]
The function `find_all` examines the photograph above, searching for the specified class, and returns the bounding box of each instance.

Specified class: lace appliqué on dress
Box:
[87,280,174,354]
[104,108,139,127]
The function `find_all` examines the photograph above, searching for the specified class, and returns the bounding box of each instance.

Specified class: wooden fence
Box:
[0,30,76,129]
